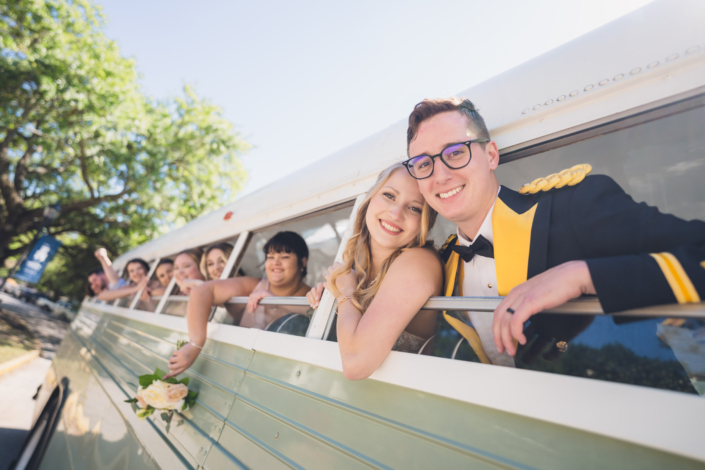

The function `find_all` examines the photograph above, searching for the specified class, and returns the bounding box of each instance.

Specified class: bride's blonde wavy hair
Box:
[329,163,437,312]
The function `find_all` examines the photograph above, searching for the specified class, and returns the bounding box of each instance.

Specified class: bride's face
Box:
[365,169,425,252]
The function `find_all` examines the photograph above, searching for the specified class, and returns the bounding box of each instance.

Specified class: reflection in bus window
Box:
[495,103,705,222]
[419,311,702,396]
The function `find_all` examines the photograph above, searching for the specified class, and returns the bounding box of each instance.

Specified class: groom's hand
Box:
[492,260,596,356]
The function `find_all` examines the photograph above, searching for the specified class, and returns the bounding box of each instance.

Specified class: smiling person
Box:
[96,257,160,307]
[306,163,442,380]
[200,243,233,280]
[151,259,174,297]
[405,97,705,365]
[165,232,311,378]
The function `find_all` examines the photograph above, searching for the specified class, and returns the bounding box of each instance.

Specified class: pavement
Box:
[0,293,71,470]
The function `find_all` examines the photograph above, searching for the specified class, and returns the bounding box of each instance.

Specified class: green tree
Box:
[0,0,249,299]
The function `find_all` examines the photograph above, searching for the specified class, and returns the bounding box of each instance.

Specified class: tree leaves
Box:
[0,0,250,299]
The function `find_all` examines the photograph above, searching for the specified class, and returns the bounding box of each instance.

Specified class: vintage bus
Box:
[14,1,705,468]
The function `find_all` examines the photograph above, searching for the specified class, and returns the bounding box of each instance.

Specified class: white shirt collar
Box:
[457,187,501,247]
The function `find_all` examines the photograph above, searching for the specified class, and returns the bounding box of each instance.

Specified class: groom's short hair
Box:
[407,97,490,151]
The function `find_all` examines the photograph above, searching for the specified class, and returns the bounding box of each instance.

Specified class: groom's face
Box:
[409,111,499,227]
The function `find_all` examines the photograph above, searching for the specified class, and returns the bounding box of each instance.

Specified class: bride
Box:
[307,162,442,380]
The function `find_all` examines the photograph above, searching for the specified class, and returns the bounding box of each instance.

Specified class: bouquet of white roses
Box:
[125,367,198,433]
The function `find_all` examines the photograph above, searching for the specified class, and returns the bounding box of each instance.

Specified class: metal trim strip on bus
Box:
[158,294,705,318]
[129,257,160,310]
[111,265,126,307]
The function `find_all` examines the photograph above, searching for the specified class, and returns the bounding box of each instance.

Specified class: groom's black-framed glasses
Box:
[402,139,490,180]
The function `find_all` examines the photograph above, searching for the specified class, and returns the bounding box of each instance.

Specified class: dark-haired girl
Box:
[96,257,160,306]
[166,231,311,377]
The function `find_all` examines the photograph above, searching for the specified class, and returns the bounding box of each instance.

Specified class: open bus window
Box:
[210,203,355,337]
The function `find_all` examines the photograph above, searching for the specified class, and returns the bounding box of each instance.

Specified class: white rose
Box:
[138,380,170,409]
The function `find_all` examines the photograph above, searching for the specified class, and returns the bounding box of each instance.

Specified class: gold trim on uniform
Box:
[650,252,701,303]
[493,198,535,296]
[519,164,593,194]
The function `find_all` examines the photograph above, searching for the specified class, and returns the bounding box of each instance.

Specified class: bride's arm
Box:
[335,248,442,380]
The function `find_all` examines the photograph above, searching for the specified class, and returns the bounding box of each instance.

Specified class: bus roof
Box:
[114,0,705,267]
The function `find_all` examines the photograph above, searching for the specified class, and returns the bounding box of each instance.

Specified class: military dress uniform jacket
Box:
[441,174,705,314]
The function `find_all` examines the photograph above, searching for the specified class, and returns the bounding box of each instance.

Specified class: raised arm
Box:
[166,276,260,378]
[96,278,145,302]
[94,248,121,287]
[334,248,442,380]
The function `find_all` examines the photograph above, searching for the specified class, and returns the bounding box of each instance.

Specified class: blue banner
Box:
[14,235,62,284]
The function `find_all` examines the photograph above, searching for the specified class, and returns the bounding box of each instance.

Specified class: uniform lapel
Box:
[493,186,549,295]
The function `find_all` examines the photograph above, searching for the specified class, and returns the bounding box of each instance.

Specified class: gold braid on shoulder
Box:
[518,164,592,195]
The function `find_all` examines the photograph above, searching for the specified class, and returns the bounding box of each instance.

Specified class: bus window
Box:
[495,100,705,222]
[213,203,355,336]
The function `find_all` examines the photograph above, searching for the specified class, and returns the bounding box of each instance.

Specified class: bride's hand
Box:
[306,282,325,308]
[165,342,201,378]
[325,262,356,298]
[247,289,273,313]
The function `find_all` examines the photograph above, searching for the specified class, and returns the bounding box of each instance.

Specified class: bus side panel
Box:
[212,343,704,470]
[74,308,254,468]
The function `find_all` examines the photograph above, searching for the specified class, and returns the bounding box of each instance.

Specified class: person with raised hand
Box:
[306,163,442,380]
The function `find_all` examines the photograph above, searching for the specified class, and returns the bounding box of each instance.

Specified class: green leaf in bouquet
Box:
[164,377,178,384]
[138,373,156,388]
[161,412,169,422]
[124,398,138,403]
[154,368,167,380]
[176,339,187,350]
[136,406,155,420]
[178,377,190,386]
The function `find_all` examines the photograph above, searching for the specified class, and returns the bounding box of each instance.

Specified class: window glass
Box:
[212,203,354,336]
[422,311,703,396]
[495,103,705,221]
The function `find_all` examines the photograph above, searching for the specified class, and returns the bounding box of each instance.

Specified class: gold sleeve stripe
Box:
[650,253,701,303]
[701,260,705,269]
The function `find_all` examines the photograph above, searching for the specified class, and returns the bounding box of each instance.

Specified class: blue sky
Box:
[98,0,653,199]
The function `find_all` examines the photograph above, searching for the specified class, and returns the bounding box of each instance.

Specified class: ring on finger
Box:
[507,308,516,314]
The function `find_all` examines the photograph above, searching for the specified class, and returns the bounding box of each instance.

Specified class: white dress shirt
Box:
[457,188,515,367]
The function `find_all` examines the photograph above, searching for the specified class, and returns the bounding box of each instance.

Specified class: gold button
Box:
[487,283,492,288]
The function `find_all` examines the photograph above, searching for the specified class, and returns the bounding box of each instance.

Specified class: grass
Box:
[0,310,39,364]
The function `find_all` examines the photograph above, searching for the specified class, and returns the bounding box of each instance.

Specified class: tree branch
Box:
[78,140,96,199]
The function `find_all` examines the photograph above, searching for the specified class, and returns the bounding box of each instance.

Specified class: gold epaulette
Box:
[518,164,592,195]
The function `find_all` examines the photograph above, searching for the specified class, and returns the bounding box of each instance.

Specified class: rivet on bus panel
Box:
[584,85,594,91]
[522,108,529,114]
[647,61,659,69]
[666,53,679,62]
[598,79,609,86]
[613,74,624,81]
[557,95,566,101]
[685,45,700,55]
[630,67,642,75]
[532,104,541,110]
[569,90,579,97]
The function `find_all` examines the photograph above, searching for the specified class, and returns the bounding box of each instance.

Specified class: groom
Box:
[405,97,705,366]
